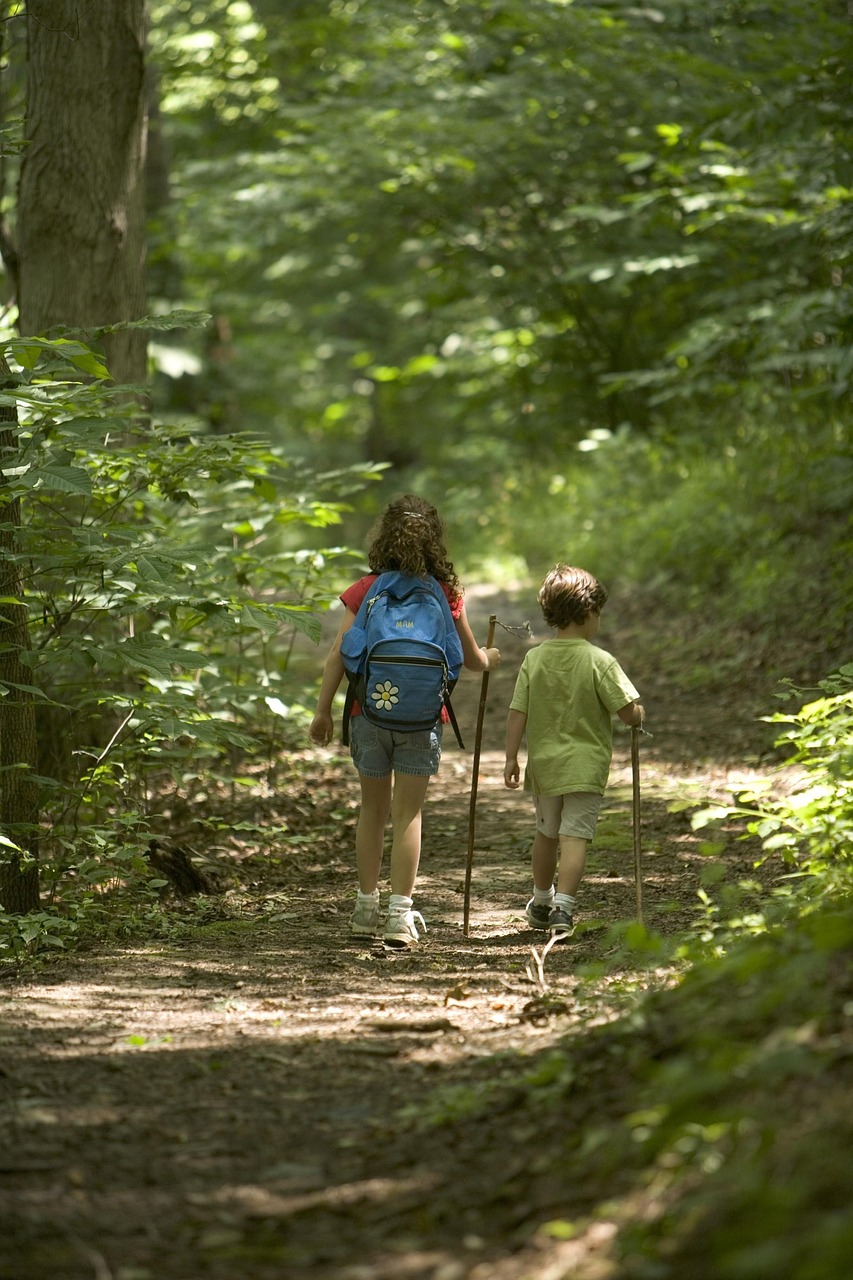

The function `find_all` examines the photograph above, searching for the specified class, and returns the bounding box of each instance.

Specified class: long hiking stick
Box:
[631,725,644,924]
[462,614,497,937]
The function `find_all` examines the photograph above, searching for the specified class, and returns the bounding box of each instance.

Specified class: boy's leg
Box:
[525,797,560,927]
[556,836,588,897]
[355,772,392,893]
[531,831,560,891]
[388,771,432,897]
[550,795,598,938]
[550,837,586,938]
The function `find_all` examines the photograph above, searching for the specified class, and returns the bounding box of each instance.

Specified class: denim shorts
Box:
[534,792,603,840]
[350,715,442,778]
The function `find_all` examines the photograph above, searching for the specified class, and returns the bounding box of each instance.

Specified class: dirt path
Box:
[0,586,788,1280]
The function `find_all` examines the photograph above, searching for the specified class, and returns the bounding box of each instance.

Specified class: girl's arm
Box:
[309,609,357,745]
[454,602,501,672]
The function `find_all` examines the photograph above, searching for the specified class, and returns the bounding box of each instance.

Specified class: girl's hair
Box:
[538,564,608,629]
[367,494,461,600]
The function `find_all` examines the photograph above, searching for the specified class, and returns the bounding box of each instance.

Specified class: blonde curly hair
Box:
[367,494,461,602]
[538,564,608,629]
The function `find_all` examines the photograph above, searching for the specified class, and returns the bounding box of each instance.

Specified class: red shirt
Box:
[340,574,464,723]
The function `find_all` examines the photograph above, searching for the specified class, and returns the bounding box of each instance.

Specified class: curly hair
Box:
[367,494,461,601]
[537,564,608,630]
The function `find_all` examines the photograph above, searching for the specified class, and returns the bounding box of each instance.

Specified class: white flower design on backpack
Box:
[371,680,399,712]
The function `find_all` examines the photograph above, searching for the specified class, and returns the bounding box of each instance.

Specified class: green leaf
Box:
[275,606,322,643]
[6,336,109,376]
[238,604,282,635]
[12,343,42,370]
[18,464,93,496]
[0,680,51,700]
[113,641,211,677]
[70,351,111,378]
[96,309,212,334]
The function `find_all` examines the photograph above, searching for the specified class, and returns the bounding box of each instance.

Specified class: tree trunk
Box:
[17,0,148,386]
[0,356,39,914]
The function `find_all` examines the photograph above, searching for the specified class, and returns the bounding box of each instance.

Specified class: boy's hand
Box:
[617,700,645,729]
[484,646,501,671]
[504,758,521,789]
[309,710,334,746]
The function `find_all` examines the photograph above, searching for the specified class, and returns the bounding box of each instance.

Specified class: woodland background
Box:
[0,3,851,1277]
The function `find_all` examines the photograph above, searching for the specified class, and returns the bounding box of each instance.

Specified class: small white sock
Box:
[388,894,413,912]
[554,893,576,914]
[533,886,555,906]
[356,889,379,905]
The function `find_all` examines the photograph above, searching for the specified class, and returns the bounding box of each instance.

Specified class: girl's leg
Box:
[556,836,587,896]
[531,831,560,891]
[355,773,392,893]
[388,771,432,897]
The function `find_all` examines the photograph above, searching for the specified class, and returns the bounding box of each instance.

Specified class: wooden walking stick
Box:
[631,725,644,925]
[463,614,496,937]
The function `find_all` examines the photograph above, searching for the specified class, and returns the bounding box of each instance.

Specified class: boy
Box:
[503,564,644,939]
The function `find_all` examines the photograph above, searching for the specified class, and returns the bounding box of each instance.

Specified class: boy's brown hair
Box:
[538,564,608,630]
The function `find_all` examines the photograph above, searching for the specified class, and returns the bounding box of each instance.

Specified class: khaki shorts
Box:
[534,792,603,841]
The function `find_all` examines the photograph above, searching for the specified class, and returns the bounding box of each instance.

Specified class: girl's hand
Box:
[484,646,501,671]
[309,710,334,746]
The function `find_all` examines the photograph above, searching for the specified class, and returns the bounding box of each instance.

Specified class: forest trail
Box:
[0,586,791,1280]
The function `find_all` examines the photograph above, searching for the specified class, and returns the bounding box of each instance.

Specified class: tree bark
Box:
[17,0,148,386]
[0,355,39,914]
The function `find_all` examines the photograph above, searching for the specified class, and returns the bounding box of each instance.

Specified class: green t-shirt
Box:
[509,638,639,796]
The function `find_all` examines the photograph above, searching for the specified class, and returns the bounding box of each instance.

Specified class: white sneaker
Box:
[383,906,426,948]
[350,897,381,936]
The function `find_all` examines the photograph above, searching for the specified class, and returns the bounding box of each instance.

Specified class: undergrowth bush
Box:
[693,666,853,905]
[510,416,853,656]
[391,891,853,1277]
[0,333,380,950]
[602,897,853,1279]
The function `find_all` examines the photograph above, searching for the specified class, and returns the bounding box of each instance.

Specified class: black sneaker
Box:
[548,907,574,939]
[525,897,552,929]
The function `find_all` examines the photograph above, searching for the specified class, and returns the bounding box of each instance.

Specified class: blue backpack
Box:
[340,572,465,748]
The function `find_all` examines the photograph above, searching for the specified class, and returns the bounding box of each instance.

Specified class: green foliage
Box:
[605,900,853,1278]
[0,905,79,958]
[0,334,379,930]
[141,0,850,560]
[512,411,853,681]
[396,893,853,1278]
[693,667,853,890]
[756,679,853,878]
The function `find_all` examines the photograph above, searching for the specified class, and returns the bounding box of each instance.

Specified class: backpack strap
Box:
[444,691,465,750]
[341,680,356,747]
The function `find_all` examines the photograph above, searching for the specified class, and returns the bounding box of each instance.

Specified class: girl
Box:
[309,494,500,946]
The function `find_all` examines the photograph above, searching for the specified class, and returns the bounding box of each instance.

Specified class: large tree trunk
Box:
[17,0,148,386]
[0,356,39,914]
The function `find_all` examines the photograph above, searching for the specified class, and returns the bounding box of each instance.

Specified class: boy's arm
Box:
[309,609,356,745]
[504,707,527,788]
[617,700,645,728]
